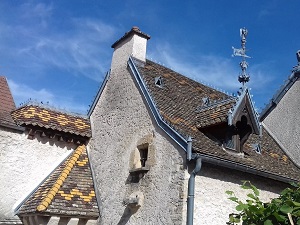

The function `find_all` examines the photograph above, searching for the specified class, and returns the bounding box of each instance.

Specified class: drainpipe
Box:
[187,156,202,225]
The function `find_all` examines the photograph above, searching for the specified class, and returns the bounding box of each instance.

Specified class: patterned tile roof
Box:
[135,59,300,181]
[0,76,18,128]
[11,105,91,137]
[196,98,236,128]
[17,145,99,219]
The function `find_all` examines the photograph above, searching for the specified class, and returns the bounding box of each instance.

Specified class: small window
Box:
[139,148,148,167]
[155,76,163,87]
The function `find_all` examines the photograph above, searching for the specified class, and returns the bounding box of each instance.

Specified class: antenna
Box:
[232,28,251,86]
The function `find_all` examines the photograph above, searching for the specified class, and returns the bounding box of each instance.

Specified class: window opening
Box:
[155,76,163,87]
[139,148,148,167]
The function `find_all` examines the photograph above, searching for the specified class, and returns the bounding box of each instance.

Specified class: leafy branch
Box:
[226,181,300,225]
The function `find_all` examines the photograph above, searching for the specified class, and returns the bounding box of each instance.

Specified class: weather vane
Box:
[232,28,251,86]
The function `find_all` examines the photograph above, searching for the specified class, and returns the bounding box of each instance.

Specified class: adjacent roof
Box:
[0,76,19,129]
[11,105,91,137]
[260,60,300,121]
[17,144,99,219]
[133,59,300,181]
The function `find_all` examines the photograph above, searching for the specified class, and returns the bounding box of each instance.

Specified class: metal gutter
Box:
[128,57,189,150]
[0,123,25,132]
[187,157,202,225]
[87,71,111,117]
[194,152,297,183]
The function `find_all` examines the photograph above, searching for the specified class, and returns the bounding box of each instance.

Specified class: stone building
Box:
[87,27,300,224]
[0,77,99,224]
[260,51,300,168]
[1,27,300,225]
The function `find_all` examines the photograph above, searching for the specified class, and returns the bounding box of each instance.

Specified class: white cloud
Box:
[0,4,116,81]
[7,79,87,114]
[8,79,54,106]
[147,42,276,109]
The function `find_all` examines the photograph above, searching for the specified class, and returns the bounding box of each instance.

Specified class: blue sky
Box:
[0,1,299,115]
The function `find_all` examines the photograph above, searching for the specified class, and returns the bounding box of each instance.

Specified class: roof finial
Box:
[232,27,251,86]
[293,50,300,73]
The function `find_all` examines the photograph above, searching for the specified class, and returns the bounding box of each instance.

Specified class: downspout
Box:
[186,136,202,225]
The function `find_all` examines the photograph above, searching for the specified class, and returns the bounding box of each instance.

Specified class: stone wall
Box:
[263,79,300,167]
[189,163,287,225]
[0,127,75,220]
[89,60,186,224]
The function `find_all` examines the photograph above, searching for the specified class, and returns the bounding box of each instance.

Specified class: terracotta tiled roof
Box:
[135,59,300,181]
[0,76,17,128]
[196,98,236,128]
[11,105,91,137]
[17,145,99,219]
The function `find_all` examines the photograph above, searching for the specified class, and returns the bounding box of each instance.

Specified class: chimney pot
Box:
[132,26,140,32]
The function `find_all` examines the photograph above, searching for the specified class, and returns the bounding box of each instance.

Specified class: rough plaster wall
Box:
[22,216,97,225]
[111,34,147,70]
[89,57,186,224]
[263,79,300,166]
[190,164,287,225]
[0,127,75,220]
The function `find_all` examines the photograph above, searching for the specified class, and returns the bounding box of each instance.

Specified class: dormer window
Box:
[155,76,163,87]
[224,115,252,152]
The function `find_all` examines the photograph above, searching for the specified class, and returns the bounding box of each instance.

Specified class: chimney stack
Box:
[110,27,150,71]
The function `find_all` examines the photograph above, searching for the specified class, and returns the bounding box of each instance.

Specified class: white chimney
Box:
[110,26,150,71]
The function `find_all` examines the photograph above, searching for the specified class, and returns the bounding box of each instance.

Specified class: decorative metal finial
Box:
[232,28,251,86]
[293,50,300,73]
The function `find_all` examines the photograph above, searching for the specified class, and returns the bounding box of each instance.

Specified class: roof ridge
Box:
[17,101,87,118]
[145,59,229,96]
[36,144,85,212]
[197,97,236,113]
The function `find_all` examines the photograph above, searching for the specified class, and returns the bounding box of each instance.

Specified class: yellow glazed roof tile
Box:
[11,105,91,137]
[17,145,99,218]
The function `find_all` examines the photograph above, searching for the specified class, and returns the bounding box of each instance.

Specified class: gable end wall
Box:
[89,63,186,225]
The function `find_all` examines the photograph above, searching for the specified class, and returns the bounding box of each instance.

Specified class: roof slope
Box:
[135,59,300,181]
[17,144,99,219]
[0,76,18,128]
[11,105,91,137]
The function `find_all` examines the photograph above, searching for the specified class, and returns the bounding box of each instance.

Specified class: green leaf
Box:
[236,204,247,211]
[297,218,300,225]
[250,184,260,196]
[280,204,293,214]
[226,190,234,195]
[229,197,239,202]
[290,182,299,188]
[273,212,286,222]
[293,201,300,207]
[247,193,257,200]
[264,220,273,225]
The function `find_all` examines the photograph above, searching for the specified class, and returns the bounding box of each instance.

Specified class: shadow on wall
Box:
[117,206,139,225]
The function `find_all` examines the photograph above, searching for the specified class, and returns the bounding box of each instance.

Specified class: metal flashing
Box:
[128,57,188,151]
[260,71,300,121]
[228,87,260,135]
[194,152,297,183]
[87,71,111,117]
